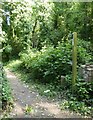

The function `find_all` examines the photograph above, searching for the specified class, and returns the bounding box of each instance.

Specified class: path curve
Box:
[6,69,82,118]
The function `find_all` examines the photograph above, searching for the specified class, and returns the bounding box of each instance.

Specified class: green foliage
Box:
[65,75,93,105]
[60,100,92,116]
[78,40,93,65]
[2,1,54,55]
[0,31,13,62]
[62,76,93,116]
[24,104,34,115]
[0,62,12,102]
[2,2,93,56]
[2,81,12,101]
[75,80,93,105]
[20,44,70,83]
[1,1,93,117]
[4,44,12,53]
[20,40,92,83]
[60,76,93,116]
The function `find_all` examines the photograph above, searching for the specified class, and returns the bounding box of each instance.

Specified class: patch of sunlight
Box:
[7,74,16,79]
[6,60,22,69]
[38,102,61,115]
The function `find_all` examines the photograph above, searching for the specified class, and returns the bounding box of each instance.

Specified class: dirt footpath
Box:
[6,69,82,118]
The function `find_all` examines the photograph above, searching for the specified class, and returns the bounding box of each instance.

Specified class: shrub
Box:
[20,40,92,83]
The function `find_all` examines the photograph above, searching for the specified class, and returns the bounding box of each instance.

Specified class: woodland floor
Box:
[5,69,83,118]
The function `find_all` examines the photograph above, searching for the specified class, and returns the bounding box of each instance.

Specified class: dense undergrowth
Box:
[1,1,93,118]
[20,40,92,83]
[19,40,93,116]
[5,39,93,117]
[0,62,12,114]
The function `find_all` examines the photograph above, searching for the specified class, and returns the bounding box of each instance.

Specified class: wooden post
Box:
[72,32,77,93]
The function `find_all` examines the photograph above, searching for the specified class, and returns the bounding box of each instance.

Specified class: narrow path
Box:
[6,69,82,118]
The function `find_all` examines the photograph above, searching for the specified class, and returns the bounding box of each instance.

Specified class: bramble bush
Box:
[20,40,92,83]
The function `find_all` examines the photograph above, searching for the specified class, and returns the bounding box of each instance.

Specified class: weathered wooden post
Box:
[72,32,77,93]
